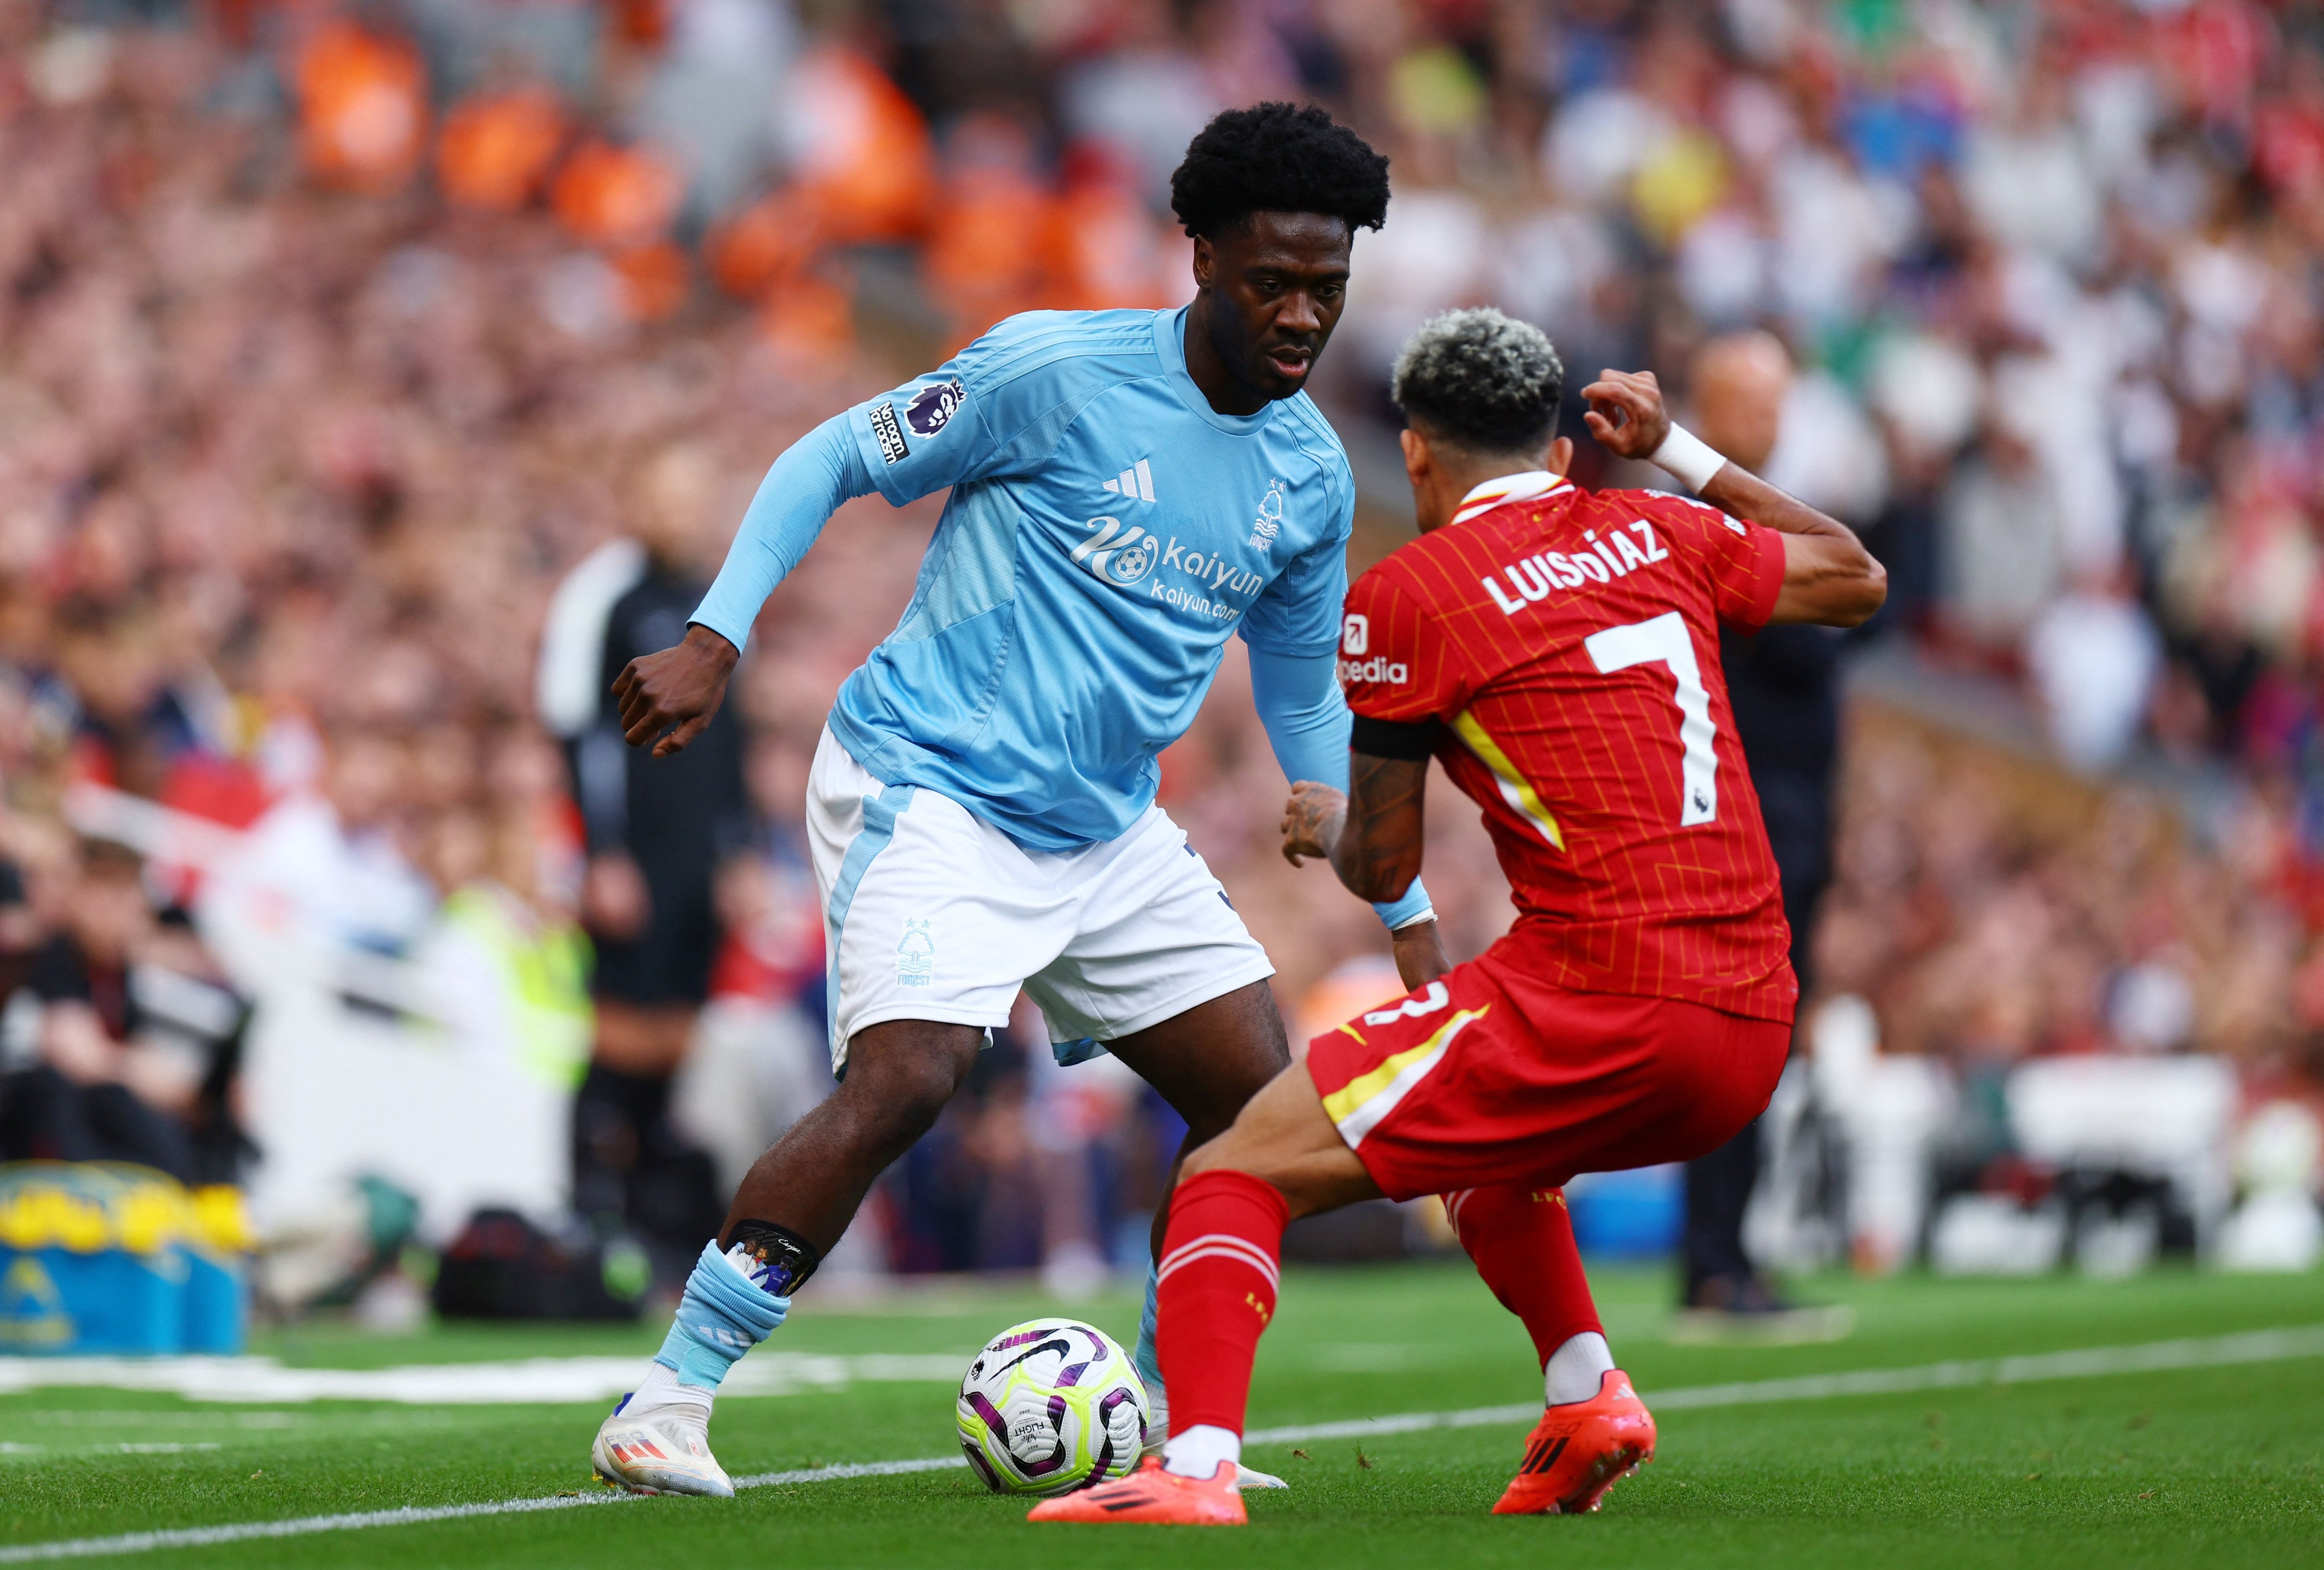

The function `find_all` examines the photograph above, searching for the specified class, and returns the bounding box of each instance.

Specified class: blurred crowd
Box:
[1,0,2322,1290]
[1819,708,2321,1107]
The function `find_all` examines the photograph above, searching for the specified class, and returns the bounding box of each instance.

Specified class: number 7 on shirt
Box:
[1584,611,1719,827]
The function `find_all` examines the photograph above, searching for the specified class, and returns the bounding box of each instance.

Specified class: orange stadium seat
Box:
[550,139,682,249]
[293,21,426,193]
[783,49,936,246]
[611,240,690,323]
[609,0,672,48]
[755,272,857,364]
[925,168,1063,345]
[1048,178,1171,311]
[438,89,567,212]
[706,187,823,301]
[706,53,934,315]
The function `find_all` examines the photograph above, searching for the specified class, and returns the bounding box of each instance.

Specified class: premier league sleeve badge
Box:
[905,377,966,438]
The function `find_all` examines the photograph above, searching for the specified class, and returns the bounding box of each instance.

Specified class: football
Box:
[955,1318,1150,1495]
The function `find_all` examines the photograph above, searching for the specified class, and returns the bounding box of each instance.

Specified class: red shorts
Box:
[1304,934,1790,1202]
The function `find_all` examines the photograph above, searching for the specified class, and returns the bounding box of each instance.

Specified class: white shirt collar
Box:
[1450,470,1569,526]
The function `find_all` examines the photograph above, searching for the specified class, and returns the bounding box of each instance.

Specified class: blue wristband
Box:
[1372,877,1435,932]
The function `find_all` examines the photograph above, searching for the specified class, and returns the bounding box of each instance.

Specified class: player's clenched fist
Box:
[1281,780,1348,867]
[612,624,739,758]
[1580,368,1674,460]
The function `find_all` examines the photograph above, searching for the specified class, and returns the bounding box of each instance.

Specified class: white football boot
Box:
[1140,1386,1287,1490]
[1141,1386,1169,1462]
[591,1393,735,1497]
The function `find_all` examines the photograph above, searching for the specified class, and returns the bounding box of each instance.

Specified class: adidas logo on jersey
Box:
[1101,459,1156,503]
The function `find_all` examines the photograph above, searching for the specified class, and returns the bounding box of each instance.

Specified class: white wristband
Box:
[1388,906,1437,933]
[1649,424,1726,494]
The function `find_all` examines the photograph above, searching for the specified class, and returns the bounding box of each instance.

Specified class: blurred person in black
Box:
[1678,332,1842,1328]
[0,856,39,1000]
[539,448,752,1286]
[0,837,244,1182]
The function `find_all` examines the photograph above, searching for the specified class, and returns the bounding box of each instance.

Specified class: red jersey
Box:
[1340,472,1796,1024]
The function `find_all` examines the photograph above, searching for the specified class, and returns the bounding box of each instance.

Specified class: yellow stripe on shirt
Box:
[1449,709,1565,850]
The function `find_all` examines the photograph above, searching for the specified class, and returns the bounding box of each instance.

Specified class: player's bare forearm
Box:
[1582,367,1884,629]
[1328,753,1428,903]
[1284,773,1446,989]
[1701,467,1886,626]
[1698,463,1848,539]
[1282,762,1425,900]
[612,623,738,758]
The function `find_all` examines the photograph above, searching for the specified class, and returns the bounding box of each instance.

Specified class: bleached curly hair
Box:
[1391,307,1564,454]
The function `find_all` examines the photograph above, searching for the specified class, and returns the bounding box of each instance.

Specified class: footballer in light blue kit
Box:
[591,104,1444,1497]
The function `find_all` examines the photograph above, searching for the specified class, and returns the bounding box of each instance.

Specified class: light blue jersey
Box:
[804,307,1354,852]
[659,311,1426,1450]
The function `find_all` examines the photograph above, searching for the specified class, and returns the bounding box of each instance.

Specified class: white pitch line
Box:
[0,1353,969,1407]
[731,1456,969,1489]
[1650,1324,2324,1412]
[0,1459,967,1564]
[0,1492,628,1564]
[1246,1323,2324,1444]
[4,1324,2321,1564]
[0,1444,221,1460]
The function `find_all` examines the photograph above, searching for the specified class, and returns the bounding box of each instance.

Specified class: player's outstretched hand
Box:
[1281,780,1348,868]
[613,624,739,758]
[1580,368,1673,460]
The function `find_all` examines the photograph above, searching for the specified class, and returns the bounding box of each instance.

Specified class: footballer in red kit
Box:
[1335,478,1792,1020]
[1307,468,1797,1200]
[1033,307,1884,1528]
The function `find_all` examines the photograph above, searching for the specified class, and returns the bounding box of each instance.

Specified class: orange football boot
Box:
[1492,1368,1656,1515]
[1026,1457,1248,1526]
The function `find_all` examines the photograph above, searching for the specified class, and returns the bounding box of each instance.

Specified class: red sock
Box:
[1155,1168,1288,1437]
[1444,1183,1603,1368]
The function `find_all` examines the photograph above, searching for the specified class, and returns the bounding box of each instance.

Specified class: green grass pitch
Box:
[1,1262,2318,1567]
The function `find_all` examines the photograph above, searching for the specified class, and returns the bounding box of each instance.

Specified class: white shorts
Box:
[805,727,1274,1073]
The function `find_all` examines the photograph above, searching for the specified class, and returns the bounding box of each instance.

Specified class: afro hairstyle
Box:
[1169,102,1391,240]
[1392,308,1565,454]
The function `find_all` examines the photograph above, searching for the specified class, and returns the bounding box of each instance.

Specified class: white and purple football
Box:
[956,1318,1149,1496]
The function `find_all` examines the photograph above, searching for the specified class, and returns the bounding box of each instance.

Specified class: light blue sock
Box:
[1134,1259,1165,1405]
[654,1241,790,1391]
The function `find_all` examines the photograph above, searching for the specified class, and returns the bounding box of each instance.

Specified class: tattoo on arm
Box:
[1331,752,1428,903]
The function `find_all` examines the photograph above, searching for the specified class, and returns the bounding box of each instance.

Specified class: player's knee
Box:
[1180,1043,1290,1145]
[1176,1102,1242,1149]
[1180,1132,1332,1220]
[834,1029,978,1145]
[1187,1056,1289,1143]
[1179,1127,1257,1182]
[867,1055,964,1125]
